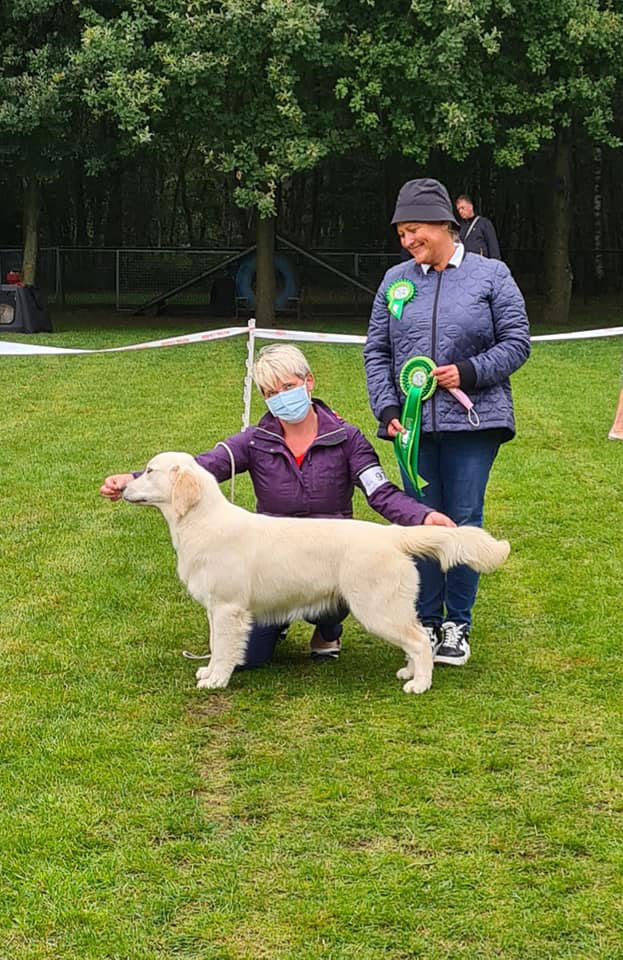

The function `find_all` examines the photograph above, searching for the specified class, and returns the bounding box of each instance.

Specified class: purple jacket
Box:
[193,399,431,525]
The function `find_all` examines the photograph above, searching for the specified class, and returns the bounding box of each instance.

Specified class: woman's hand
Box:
[423,511,456,528]
[387,418,406,438]
[432,364,460,389]
[100,473,134,500]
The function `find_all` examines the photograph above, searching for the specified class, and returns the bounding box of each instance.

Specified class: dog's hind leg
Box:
[196,605,251,690]
[397,624,433,694]
[381,619,433,694]
[348,594,433,695]
[342,554,433,693]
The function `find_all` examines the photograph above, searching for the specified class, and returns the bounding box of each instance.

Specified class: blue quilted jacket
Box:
[364,250,530,440]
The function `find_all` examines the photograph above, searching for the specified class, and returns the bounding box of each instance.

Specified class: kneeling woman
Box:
[100,343,453,668]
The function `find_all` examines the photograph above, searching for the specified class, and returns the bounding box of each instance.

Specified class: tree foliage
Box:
[71,1,623,207]
[2,0,623,316]
[78,0,352,218]
[334,0,623,165]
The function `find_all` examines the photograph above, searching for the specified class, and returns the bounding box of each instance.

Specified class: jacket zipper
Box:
[431,270,443,432]
[255,425,345,445]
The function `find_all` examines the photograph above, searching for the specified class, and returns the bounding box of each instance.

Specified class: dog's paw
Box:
[402,673,432,694]
[195,665,213,680]
[196,670,232,690]
[396,665,414,680]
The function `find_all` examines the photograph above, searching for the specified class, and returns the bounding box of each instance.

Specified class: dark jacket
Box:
[191,400,432,524]
[364,251,530,440]
[459,215,501,259]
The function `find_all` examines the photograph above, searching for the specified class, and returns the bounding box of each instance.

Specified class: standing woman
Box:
[364,178,530,666]
[608,386,623,440]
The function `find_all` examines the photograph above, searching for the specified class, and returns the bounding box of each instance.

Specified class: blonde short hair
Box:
[253,344,312,395]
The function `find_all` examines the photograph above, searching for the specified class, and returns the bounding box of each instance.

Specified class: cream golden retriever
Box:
[122,452,509,694]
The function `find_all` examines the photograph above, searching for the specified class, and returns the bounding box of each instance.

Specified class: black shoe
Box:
[434,621,471,666]
[310,626,341,662]
[422,623,442,656]
[310,640,341,662]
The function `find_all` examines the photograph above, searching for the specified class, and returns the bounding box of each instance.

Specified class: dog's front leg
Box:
[195,608,215,682]
[196,605,250,690]
[396,658,415,681]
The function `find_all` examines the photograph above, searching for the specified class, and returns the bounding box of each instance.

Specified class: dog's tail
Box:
[397,524,510,573]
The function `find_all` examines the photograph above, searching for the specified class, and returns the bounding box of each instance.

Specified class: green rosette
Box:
[386,278,416,320]
[394,356,437,498]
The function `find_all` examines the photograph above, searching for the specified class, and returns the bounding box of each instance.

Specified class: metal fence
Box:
[1,245,621,313]
[0,245,401,312]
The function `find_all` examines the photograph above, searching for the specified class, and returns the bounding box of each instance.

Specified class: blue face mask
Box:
[265,384,311,423]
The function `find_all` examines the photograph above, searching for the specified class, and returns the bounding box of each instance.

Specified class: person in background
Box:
[101,343,454,670]
[455,194,501,259]
[365,178,530,667]
[608,385,623,441]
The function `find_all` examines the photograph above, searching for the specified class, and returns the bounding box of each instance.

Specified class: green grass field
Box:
[1,312,622,959]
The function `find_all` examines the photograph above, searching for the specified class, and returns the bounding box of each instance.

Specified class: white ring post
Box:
[242,317,256,430]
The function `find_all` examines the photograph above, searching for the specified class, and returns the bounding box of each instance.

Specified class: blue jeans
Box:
[240,604,349,669]
[401,430,502,628]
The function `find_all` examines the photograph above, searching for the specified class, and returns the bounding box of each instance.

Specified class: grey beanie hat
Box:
[391,178,460,228]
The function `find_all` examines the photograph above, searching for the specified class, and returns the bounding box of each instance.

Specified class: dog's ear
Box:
[170,466,201,520]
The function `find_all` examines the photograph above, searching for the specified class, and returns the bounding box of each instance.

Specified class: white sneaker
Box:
[434,621,471,666]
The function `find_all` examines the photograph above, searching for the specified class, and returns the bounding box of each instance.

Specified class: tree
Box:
[0,3,70,282]
[77,0,359,323]
[0,2,98,283]
[333,0,623,323]
[0,1,157,284]
[5,0,622,324]
[491,0,623,323]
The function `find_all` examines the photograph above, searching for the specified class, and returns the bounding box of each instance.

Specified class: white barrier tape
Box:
[1,321,622,357]
[0,326,247,356]
[530,325,623,342]
[254,326,366,345]
[0,341,91,355]
[256,325,623,344]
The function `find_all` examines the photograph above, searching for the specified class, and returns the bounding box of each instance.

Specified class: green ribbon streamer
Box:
[393,356,437,498]
[386,279,416,321]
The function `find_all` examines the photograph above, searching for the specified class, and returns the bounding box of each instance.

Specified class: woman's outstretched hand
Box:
[100,473,134,500]
[423,511,456,528]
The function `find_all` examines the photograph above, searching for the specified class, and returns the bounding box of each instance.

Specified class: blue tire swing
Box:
[235,253,298,310]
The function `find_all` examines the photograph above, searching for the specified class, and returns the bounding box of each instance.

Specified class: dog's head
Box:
[123,452,203,521]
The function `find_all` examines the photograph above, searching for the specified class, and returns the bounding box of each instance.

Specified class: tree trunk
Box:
[104,166,123,247]
[542,130,573,325]
[154,162,163,247]
[255,214,275,326]
[21,177,41,286]
[593,146,604,286]
[180,162,195,246]
[74,160,88,245]
[92,181,104,247]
